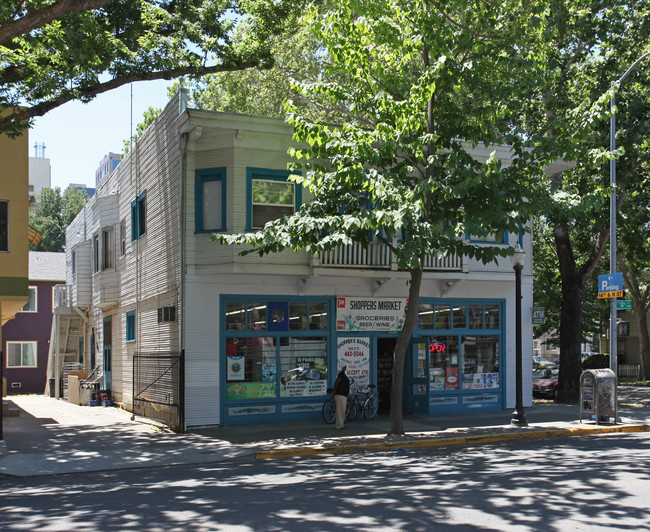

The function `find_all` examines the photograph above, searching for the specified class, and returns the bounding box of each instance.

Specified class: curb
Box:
[255,423,650,460]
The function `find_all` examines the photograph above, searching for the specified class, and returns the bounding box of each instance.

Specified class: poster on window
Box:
[336,297,407,332]
[227,355,245,381]
[337,337,370,390]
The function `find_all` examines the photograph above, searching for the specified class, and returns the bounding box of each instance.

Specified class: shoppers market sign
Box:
[336,297,407,332]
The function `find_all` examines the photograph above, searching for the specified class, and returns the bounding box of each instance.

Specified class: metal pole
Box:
[609,94,618,380]
[609,51,650,384]
[511,262,528,426]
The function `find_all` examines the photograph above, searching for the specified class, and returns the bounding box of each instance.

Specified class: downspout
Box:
[180,131,188,431]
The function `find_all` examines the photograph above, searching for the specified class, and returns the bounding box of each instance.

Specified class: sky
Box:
[29,79,174,190]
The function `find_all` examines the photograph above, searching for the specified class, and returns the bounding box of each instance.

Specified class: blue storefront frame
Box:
[220,295,507,425]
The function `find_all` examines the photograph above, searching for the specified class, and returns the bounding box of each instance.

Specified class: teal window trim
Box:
[131,191,146,242]
[125,310,135,343]
[195,167,227,233]
[246,168,302,231]
[0,200,8,252]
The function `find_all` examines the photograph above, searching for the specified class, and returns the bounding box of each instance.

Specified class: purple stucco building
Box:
[2,252,65,395]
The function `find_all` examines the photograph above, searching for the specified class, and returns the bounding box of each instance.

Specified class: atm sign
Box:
[429,343,446,352]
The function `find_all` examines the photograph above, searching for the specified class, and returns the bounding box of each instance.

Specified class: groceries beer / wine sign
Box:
[336,297,407,332]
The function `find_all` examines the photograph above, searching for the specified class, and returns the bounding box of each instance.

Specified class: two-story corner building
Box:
[1,124,30,385]
[55,91,539,430]
[2,252,65,394]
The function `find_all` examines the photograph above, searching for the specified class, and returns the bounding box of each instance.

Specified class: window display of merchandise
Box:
[226,336,328,400]
[428,335,500,392]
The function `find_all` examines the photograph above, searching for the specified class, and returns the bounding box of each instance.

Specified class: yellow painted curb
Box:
[255,423,650,460]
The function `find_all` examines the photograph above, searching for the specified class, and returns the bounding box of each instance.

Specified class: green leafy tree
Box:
[619,165,650,379]
[520,1,650,402]
[0,0,304,137]
[183,12,328,119]
[29,186,88,251]
[217,0,554,434]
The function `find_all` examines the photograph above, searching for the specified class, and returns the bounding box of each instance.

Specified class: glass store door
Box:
[404,338,429,414]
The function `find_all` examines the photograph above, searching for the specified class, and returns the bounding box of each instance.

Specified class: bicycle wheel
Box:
[322,399,336,424]
[346,398,359,421]
[363,395,379,419]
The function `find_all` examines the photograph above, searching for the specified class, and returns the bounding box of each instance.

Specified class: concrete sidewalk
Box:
[1,389,650,477]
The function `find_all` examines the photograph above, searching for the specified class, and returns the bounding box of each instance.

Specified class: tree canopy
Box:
[0,0,304,136]
[216,0,559,433]
[519,0,650,400]
[29,186,89,252]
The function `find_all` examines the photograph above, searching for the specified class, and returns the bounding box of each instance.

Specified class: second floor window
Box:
[247,169,301,230]
[20,286,37,312]
[102,228,114,270]
[93,234,99,273]
[120,220,126,256]
[125,310,135,342]
[196,168,226,233]
[131,191,146,241]
[0,200,8,251]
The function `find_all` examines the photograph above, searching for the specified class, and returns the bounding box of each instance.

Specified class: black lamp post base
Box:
[511,408,528,427]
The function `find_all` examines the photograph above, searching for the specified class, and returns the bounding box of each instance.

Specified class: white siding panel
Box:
[184,275,221,427]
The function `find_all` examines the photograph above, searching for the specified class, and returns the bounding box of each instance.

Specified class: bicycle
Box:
[322,381,360,425]
[359,384,379,419]
[322,380,378,423]
[322,379,359,424]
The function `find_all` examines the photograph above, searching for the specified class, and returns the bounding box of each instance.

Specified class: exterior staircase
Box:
[44,285,88,398]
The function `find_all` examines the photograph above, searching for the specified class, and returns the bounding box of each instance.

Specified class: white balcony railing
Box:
[316,241,461,271]
[53,284,72,310]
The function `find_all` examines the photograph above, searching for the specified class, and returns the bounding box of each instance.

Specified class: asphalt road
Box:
[1,430,649,531]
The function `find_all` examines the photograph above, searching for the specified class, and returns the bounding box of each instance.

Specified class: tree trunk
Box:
[389,267,423,435]
[554,225,586,403]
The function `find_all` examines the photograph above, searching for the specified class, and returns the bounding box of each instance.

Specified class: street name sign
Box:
[598,273,624,299]
[617,300,632,310]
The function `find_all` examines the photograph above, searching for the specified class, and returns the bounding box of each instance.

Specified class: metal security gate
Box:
[133,351,184,431]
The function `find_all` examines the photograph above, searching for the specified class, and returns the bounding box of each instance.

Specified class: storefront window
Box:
[225,302,245,330]
[485,305,499,329]
[309,302,328,330]
[248,303,267,330]
[226,337,277,400]
[469,305,484,328]
[418,304,434,329]
[279,337,328,397]
[452,305,466,328]
[461,335,500,389]
[434,305,451,329]
[289,302,308,330]
[429,336,459,391]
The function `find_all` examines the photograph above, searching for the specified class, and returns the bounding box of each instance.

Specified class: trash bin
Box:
[580,368,617,424]
[49,378,55,398]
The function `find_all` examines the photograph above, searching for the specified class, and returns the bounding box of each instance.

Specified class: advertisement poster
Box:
[227,355,245,381]
[337,336,370,390]
[336,297,407,332]
[473,372,500,389]
[226,382,276,400]
[445,367,459,390]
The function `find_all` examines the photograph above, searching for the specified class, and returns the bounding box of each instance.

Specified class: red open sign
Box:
[429,343,446,352]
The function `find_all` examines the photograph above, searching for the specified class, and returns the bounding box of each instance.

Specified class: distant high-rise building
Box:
[29,142,51,211]
[69,183,96,198]
[95,152,121,189]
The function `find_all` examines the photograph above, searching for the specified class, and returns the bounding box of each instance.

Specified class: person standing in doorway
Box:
[333,365,350,430]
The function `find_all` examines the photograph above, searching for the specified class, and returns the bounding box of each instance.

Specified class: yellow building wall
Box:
[0,124,29,325]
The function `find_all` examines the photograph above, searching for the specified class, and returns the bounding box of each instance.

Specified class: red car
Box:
[532,367,559,399]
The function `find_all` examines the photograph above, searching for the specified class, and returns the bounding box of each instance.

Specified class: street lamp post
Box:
[609,51,650,381]
[511,245,528,427]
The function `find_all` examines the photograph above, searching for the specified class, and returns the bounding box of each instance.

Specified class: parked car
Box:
[533,356,555,369]
[533,367,559,399]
